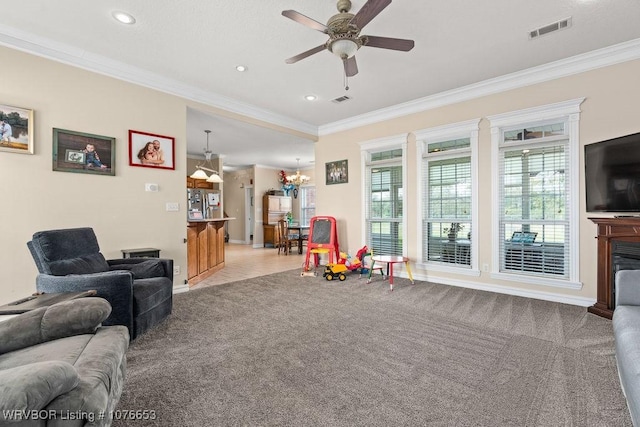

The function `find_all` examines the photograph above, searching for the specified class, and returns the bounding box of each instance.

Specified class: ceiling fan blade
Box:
[286,44,327,64]
[282,10,328,34]
[363,35,415,51]
[349,0,392,30]
[344,56,358,77]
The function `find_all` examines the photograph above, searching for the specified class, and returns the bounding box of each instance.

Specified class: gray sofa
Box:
[613,269,640,426]
[0,298,129,427]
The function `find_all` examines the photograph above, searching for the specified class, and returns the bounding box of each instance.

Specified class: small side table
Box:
[121,248,160,258]
[367,255,414,291]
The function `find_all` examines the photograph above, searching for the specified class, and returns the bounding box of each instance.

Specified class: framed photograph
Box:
[326,159,348,185]
[129,130,175,170]
[0,103,34,154]
[52,128,115,176]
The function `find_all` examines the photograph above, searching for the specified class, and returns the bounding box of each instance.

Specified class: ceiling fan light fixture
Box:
[330,39,358,59]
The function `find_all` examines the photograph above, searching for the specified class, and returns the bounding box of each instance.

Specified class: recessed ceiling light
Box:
[112,11,136,25]
[305,95,317,101]
[236,65,247,72]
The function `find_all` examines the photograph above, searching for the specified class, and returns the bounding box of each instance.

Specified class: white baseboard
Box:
[172,284,189,294]
[391,271,596,307]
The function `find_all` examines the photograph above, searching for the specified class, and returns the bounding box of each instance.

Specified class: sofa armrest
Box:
[616,270,640,307]
[0,298,111,355]
[36,271,134,333]
[0,361,79,416]
[107,258,173,281]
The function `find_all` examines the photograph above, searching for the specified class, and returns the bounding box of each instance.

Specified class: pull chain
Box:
[343,65,350,91]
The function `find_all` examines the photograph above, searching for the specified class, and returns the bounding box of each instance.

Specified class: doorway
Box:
[245,186,254,244]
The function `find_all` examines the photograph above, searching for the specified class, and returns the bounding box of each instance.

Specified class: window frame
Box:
[415,119,480,276]
[298,185,316,227]
[359,134,408,256]
[488,98,584,289]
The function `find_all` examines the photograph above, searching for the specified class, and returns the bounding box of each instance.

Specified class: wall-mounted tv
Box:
[585,131,640,212]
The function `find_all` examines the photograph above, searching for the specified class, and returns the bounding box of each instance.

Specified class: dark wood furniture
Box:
[589,217,640,319]
[263,194,292,247]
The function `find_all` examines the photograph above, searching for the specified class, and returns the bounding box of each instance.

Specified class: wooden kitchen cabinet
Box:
[262,194,292,247]
[187,219,229,285]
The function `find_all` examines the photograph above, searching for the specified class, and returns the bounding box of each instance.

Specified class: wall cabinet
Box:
[186,176,214,189]
[187,220,227,285]
[262,194,292,247]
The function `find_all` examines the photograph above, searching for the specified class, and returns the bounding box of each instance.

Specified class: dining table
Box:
[287,224,310,254]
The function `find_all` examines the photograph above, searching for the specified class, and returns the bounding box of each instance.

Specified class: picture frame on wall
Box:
[52,128,115,176]
[325,159,348,185]
[0,103,34,154]
[128,130,175,170]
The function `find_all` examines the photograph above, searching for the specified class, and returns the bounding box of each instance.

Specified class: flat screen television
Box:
[585,131,640,212]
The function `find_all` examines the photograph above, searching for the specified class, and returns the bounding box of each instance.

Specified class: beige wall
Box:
[2,42,638,307]
[0,46,188,304]
[314,59,640,305]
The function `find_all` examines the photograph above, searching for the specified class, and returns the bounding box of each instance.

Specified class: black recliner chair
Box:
[27,227,173,339]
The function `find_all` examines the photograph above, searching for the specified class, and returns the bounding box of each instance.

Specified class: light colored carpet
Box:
[114,270,631,426]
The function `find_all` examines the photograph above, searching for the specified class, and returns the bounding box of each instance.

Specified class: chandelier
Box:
[286,158,310,187]
[190,130,223,183]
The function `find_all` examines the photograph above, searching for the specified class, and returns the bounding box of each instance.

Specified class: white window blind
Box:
[365,150,403,256]
[422,153,472,267]
[498,124,570,278]
[299,186,316,227]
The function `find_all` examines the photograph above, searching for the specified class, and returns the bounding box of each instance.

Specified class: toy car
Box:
[323,264,348,281]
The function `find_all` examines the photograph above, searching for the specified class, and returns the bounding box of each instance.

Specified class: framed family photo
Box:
[52,128,115,176]
[326,159,348,185]
[0,103,34,154]
[129,130,175,170]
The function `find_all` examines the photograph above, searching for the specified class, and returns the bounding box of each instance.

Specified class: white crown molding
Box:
[0,24,317,137]
[2,22,639,139]
[319,38,640,136]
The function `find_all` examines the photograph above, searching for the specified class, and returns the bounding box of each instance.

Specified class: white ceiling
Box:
[1,0,640,170]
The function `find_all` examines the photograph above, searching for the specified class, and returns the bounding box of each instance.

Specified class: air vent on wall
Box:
[331,95,352,104]
[529,17,572,39]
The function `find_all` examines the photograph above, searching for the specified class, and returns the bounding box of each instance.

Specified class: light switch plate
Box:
[166,202,179,212]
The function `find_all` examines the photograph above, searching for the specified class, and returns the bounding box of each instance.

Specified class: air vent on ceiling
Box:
[529,17,572,39]
[331,95,352,104]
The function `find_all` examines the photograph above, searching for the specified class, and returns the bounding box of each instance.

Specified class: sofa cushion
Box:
[110,260,165,279]
[133,278,173,316]
[0,361,79,414]
[613,305,640,425]
[48,253,110,276]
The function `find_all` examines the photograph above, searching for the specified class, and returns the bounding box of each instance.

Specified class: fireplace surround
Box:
[589,217,640,319]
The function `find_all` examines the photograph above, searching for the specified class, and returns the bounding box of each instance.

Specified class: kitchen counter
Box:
[187,217,234,285]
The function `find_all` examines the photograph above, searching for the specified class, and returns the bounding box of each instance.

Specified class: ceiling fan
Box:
[282,0,414,83]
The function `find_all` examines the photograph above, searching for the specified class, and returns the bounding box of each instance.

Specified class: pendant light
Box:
[190,130,223,183]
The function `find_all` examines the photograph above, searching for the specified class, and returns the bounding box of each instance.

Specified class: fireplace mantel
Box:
[589,217,640,319]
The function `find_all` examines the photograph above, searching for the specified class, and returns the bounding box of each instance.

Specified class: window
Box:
[360,135,407,256]
[299,186,316,226]
[416,120,479,273]
[488,98,584,288]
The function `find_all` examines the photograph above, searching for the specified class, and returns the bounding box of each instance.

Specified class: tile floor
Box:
[190,243,306,290]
